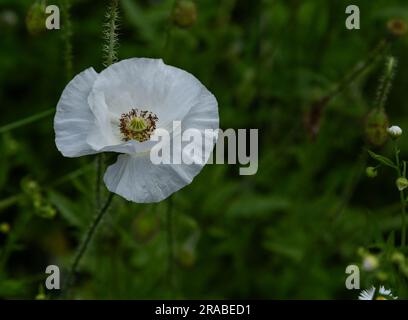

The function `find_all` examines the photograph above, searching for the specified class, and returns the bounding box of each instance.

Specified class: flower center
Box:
[129,117,147,132]
[119,108,158,142]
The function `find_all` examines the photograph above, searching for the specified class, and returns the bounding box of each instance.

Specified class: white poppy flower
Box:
[54,58,219,203]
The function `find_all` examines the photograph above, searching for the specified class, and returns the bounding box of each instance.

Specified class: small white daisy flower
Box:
[358,286,376,300]
[358,286,398,300]
[378,286,398,300]
[54,58,219,203]
[387,125,402,138]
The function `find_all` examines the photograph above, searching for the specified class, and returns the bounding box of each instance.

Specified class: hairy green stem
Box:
[103,0,120,67]
[394,141,406,247]
[95,154,103,211]
[166,197,175,295]
[61,0,73,81]
[64,193,114,296]
[326,39,389,102]
[400,191,406,247]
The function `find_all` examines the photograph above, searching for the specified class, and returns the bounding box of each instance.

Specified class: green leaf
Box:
[367,150,397,170]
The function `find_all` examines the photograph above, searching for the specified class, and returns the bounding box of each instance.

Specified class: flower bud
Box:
[2,133,19,156]
[0,10,18,28]
[172,0,197,28]
[396,177,408,191]
[357,247,366,257]
[362,254,379,271]
[366,167,378,178]
[387,125,402,139]
[387,19,407,37]
[21,178,40,195]
[364,108,389,146]
[0,222,10,234]
[26,1,47,35]
[376,271,389,282]
[37,205,57,219]
[178,245,196,268]
[35,285,47,300]
[391,251,405,264]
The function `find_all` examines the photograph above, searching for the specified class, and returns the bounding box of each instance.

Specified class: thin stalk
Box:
[0,108,54,134]
[95,154,103,211]
[103,0,120,67]
[166,197,175,295]
[394,141,406,247]
[61,0,73,81]
[64,193,114,295]
[400,191,406,247]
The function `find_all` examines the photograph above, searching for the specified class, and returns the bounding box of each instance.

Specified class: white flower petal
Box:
[54,68,99,157]
[103,75,218,203]
[89,58,205,139]
[358,286,375,300]
[104,153,196,203]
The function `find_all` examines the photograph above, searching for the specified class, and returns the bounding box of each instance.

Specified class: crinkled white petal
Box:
[103,79,218,203]
[54,68,99,157]
[104,153,192,203]
[88,58,205,151]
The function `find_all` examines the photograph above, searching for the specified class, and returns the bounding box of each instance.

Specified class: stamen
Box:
[119,108,158,142]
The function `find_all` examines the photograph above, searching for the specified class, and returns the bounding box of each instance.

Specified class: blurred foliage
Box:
[1,0,408,299]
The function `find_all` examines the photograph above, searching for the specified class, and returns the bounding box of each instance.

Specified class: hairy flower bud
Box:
[362,254,379,271]
[366,167,378,178]
[387,125,402,139]
[391,251,405,264]
[396,177,408,191]
[26,1,47,35]
[172,0,197,28]
[0,222,10,234]
[364,108,389,147]
[387,19,408,37]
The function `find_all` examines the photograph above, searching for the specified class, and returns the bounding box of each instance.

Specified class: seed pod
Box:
[366,167,378,178]
[0,222,10,234]
[26,1,47,35]
[387,19,407,37]
[396,177,408,191]
[364,108,389,147]
[172,0,197,28]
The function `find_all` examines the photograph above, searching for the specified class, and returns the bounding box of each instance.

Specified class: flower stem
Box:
[61,0,73,81]
[64,193,114,296]
[400,191,406,247]
[0,108,54,134]
[166,196,176,296]
[394,141,406,247]
[95,154,104,210]
[103,0,120,67]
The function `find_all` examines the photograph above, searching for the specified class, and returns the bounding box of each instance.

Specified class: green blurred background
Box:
[1,0,408,299]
